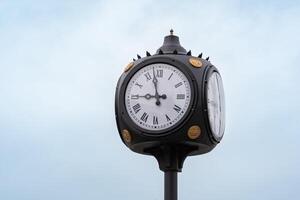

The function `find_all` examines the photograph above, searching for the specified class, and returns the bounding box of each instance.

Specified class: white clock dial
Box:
[125,63,191,132]
[207,72,225,139]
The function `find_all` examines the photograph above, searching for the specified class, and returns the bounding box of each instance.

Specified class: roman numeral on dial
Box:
[132,103,141,113]
[175,82,183,88]
[144,72,151,81]
[156,69,163,78]
[173,105,182,113]
[141,112,149,122]
[165,114,171,121]
[135,82,143,88]
[176,94,185,99]
[153,116,158,125]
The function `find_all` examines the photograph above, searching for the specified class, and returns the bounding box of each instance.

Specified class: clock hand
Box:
[159,94,167,99]
[131,93,166,101]
[132,94,156,100]
[152,67,161,106]
[140,93,155,100]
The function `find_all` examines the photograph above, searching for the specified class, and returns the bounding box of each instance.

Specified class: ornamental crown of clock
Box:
[115,30,225,169]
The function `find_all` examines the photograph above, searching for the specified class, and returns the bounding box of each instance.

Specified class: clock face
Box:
[125,63,192,132]
[206,72,225,140]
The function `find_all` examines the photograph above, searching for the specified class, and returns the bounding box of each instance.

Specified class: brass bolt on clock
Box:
[115,30,225,200]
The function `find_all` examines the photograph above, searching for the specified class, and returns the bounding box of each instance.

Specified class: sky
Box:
[0,0,300,199]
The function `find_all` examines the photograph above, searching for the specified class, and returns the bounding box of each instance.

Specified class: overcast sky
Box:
[0,0,300,200]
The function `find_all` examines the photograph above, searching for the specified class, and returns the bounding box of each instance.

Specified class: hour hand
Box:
[131,94,155,100]
[159,94,167,99]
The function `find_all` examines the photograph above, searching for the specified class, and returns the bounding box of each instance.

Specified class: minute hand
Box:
[152,68,161,106]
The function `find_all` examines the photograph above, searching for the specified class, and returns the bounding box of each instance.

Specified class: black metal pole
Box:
[164,171,178,200]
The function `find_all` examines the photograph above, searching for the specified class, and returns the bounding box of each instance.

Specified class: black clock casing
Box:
[115,32,225,171]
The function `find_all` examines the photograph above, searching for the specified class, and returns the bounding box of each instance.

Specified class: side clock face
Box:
[206,71,225,141]
[125,63,192,133]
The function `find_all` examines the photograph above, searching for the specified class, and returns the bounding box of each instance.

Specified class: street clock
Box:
[115,30,225,200]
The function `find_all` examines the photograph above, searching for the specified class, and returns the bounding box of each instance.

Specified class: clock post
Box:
[115,30,225,200]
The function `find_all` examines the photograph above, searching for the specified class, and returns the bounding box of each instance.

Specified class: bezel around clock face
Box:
[122,58,195,136]
[205,68,225,142]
